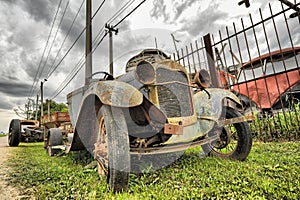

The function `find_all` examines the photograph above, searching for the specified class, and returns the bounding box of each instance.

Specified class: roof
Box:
[242,46,300,68]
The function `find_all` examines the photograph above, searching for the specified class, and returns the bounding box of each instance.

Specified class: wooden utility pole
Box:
[85,0,92,85]
[35,95,39,121]
[47,99,51,120]
[40,79,47,124]
[40,81,44,123]
[105,24,118,76]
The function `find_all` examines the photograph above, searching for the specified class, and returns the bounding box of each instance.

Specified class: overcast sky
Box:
[0,0,298,131]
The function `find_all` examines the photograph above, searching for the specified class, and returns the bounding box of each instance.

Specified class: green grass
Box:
[250,103,300,142]
[5,142,300,199]
[0,134,7,137]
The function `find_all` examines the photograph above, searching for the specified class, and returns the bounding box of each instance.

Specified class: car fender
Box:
[194,88,241,121]
[67,80,144,152]
[86,80,144,107]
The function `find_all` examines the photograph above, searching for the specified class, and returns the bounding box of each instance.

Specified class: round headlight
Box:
[135,61,155,85]
[194,69,211,89]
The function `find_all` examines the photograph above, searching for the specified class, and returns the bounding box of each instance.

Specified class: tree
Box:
[30,100,68,120]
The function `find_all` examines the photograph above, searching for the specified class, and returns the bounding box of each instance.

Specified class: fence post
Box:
[203,34,221,88]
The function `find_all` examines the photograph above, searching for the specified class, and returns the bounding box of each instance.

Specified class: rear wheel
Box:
[8,119,21,147]
[94,105,130,192]
[46,128,63,156]
[202,107,252,161]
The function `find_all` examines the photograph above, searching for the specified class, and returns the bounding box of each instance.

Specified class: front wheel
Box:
[202,107,252,161]
[94,105,130,192]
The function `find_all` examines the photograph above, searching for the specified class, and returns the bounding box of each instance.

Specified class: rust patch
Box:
[164,123,183,135]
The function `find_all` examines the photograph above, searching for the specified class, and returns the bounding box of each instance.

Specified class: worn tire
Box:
[46,128,63,156]
[202,107,252,161]
[94,105,130,192]
[8,119,21,147]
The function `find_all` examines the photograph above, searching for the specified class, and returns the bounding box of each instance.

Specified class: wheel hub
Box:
[214,127,231,149]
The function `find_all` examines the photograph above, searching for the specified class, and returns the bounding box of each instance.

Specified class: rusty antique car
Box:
[45,49,253,192]
[8,119,43,146]
[232,47,300,111]
[8,112,70,148]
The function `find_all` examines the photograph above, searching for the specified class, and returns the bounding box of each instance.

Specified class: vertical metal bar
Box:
[232,22,264,135]
[85,0,92,85]
[226,27,238,77]
[181,48,186,70]
[176,49,180,62]
[195,40,203,70]
[214,31,228,88]
[190,43,197,73]
[249,12,277,134]
[269,3,294,135]
[204,34,220,88]
[258,8,284,135]
[281,1,300,134]
[201,38,208,70]
[185,46,192,75]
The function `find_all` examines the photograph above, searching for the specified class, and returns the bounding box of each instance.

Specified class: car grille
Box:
[157,68,193,118]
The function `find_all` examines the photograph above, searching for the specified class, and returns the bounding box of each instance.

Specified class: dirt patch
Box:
[0,136,34,200]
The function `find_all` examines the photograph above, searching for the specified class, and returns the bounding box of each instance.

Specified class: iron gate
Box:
[174,2,300,141]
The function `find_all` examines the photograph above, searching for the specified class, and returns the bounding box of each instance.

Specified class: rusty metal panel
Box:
[94,81,143,107]
[164,123,183,135]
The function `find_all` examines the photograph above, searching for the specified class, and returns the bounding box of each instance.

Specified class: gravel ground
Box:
[0,136,34,200]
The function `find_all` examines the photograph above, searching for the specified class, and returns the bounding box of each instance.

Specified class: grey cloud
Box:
[179,2,228,37]
[20,0,59,24]
[1,0,59,24]
[0,100,13,110]
[0,80,32,97]
[150,0,169,22]
[173,0,198,21]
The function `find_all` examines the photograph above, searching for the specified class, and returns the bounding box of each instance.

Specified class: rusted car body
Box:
[233,47,300,110]
[8,119,43,146]
[8,112,70,148]
[46,49,253,192]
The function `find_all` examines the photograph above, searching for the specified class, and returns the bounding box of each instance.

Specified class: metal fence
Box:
[174,2,300,141]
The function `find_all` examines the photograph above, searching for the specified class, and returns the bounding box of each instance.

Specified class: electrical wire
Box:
[39,0,70,79]
[49,0,147,100]
[28,0,63,98]
[31,0,69,97]
[46,0,85,79]
[114,0,146,27]
[46,0,107,80]
[49,31,107,100]
[107,0,136,24]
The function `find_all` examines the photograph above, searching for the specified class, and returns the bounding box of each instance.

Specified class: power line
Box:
[92,0,106,19]
[46,0,85,79]
[49,0,147,100]
[50,31,107,100]
[107,0,136,24]
[46,0,107,80]
[39,0,70,79]
[29,0,63,98]
[114,0,146,27]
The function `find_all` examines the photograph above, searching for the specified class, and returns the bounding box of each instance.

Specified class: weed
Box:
[250,103,300,142]
[5,142,300,199]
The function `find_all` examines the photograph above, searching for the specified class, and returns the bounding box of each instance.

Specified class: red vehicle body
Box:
[232,47,300,110]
